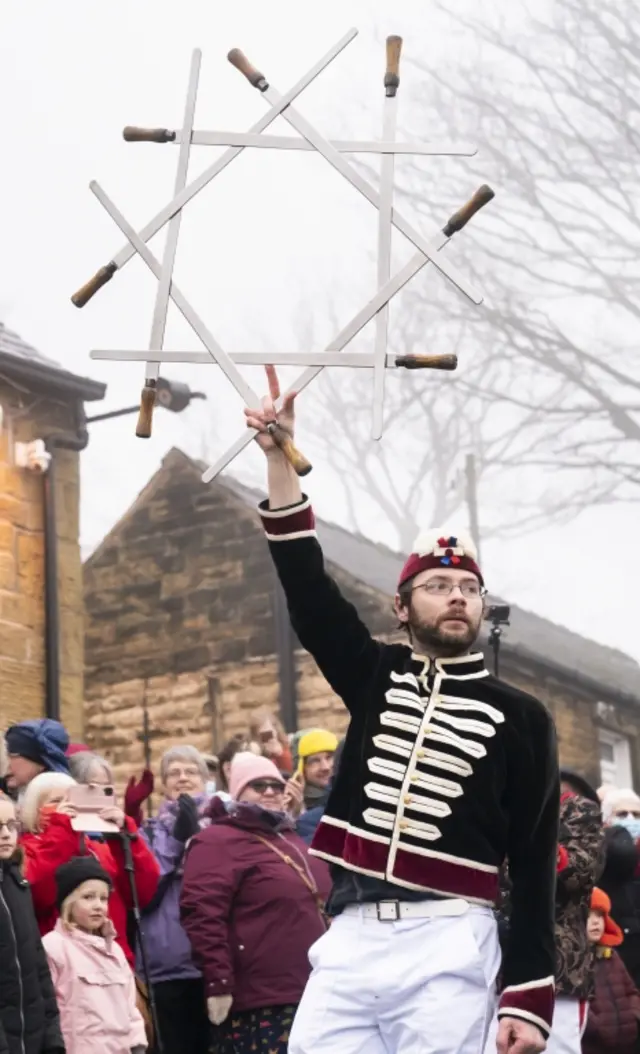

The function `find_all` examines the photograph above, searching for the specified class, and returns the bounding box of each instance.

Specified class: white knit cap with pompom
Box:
[411,528,478,561]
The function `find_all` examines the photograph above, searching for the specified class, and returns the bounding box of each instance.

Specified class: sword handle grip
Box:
[396,353,458,371]
[267,423,312,477]
[71,262,117,308]
[135,382,157,439]
[123,126,176,143]
[227,49,268,92]
[442,184,495,237]
[385,36,403,96]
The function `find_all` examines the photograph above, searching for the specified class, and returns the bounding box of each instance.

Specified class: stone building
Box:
[84,447,640,791]
[0,323,105,736]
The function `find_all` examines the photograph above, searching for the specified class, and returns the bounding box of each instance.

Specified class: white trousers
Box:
[289,906,501,1054]
[484,995,587,1054]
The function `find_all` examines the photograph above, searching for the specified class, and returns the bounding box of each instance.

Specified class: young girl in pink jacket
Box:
[42,856,146,1054]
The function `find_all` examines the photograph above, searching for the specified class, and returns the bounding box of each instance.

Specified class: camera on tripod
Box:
[484,602,511,677]
[485,603,510,626]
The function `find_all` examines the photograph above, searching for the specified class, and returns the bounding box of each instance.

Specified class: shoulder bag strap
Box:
[251,833,328,928]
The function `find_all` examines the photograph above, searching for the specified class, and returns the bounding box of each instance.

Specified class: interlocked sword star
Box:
[72,28,494,482]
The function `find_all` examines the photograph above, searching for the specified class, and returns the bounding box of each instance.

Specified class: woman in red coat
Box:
[19,770,159,966]
[181,752,330,1054]
[582,886,640,1054]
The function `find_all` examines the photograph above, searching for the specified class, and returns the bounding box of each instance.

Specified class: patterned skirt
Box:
[216,1003,297,1053]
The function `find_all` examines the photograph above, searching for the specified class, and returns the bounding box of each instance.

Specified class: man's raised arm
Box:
[246,367,383,711]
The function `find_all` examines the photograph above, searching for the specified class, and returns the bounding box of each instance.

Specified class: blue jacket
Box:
[296,804,326,846]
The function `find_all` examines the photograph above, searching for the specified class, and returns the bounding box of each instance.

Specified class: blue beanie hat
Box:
[5,719,70,774]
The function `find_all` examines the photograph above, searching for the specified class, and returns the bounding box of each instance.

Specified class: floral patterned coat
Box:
[555,792,604,998]
[495,791,604,999]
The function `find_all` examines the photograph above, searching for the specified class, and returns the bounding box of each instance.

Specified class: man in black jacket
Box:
[243,369,560,1054]
[0,796,64,1054]
[599,822,640,984]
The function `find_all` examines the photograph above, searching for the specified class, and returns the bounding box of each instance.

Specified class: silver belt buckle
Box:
[376,900,401,921]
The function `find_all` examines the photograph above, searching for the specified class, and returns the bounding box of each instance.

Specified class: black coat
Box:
[599,825,640,988]
[0,856,64,1054]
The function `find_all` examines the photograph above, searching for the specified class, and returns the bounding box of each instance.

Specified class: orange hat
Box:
[591,887,624,947]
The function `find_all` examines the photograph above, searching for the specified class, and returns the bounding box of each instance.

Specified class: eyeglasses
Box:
[615,810,640,820]
[412,580,486,599]
[247,780,284,794]
[0,820,18,834]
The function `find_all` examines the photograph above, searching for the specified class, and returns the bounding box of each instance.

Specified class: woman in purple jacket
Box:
[137,745,211,1054]
[180,752,331,1054]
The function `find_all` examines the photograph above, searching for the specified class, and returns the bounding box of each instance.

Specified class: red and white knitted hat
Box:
[397,528,483,590]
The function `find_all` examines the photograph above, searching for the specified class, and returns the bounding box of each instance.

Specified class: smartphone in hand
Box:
[67,784,119,833]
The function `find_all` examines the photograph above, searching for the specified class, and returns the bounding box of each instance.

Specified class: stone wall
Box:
[0,379,84,735]
[84,649,351,792]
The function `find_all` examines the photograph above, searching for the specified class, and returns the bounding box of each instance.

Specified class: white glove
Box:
[207,994,233,1026]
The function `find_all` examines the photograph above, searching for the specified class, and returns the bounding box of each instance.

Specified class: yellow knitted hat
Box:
[296,729,338,774]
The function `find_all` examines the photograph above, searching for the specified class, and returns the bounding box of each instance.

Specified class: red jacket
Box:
[21,813,159,965]
[582,950,640,1054]
[180,800,330,1011]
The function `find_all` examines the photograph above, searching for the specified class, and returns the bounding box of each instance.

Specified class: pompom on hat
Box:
[398,528,484,590]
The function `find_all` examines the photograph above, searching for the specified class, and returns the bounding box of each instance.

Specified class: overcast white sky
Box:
[1,0,638,667]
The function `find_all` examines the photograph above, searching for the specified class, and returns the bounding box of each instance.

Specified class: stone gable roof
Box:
[87,447,640,705]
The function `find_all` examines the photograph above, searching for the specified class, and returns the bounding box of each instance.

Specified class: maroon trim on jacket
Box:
[180,801,330,1011]
[497,983,555,1039]
[259,498,315,540]
[311,819,500,904]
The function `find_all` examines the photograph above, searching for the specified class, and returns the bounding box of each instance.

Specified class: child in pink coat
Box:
[42,856,146,1054]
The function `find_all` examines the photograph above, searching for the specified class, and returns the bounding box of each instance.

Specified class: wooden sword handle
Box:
[396,353,458,371]
[135,381,157,439]
[442,184,495,237]
[267,423,312,477]
[123,126,176,143]
[71,262,117,308]
[384,35,403,96]
[227,49,269,91]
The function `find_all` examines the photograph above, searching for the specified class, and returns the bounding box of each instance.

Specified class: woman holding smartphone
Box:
[19,771,159,966]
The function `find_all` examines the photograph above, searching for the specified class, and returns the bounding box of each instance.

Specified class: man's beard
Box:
[409,606,481,658]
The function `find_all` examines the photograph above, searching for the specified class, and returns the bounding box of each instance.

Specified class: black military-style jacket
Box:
[259,495,561,1037]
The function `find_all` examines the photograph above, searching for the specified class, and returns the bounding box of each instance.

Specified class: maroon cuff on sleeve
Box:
[498,978,555,1038]
[258,496,316,541]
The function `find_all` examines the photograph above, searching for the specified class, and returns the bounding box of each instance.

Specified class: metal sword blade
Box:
[168,131,477,156]
[202,228,454,482]
[371,92,398,440]
[92,30,358,281]
[256,83,482,305]
[90,183,260,409]
[146,49,201,385]
[91,349,403,368]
